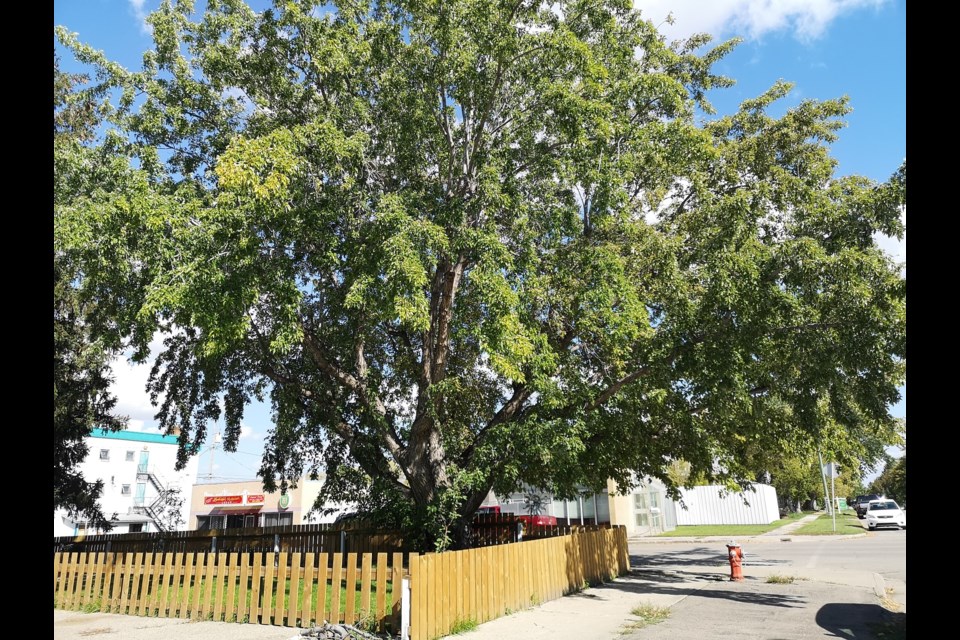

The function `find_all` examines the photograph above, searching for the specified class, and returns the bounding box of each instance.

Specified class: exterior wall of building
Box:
[607,478,676,536]
[54,429,200,536]
[491,486,612,525]
[190,476,351,529]
[674,484,780,525]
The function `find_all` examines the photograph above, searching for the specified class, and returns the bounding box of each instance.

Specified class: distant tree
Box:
[57,1,905,550]
[869,453,906,505]
[54,54,127,531]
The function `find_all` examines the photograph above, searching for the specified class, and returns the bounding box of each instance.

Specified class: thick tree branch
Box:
[459,383,533,467]
[432,255,465,383]
[300,320,391,424]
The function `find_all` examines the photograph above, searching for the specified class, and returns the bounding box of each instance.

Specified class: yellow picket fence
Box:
[54,526,629,639]
[408,526,629,640]
[53,550,405,633]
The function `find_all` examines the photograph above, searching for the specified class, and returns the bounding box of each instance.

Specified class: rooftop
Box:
[90,428,180,445]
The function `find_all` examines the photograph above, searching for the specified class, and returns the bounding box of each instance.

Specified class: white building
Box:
[53,429,200,537]
[673,484,780,526]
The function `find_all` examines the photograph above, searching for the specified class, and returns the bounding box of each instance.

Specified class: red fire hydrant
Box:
[726,542,744,582]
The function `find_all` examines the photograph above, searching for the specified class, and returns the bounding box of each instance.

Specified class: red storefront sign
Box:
[204,495,243,505]
[247,494,265,504]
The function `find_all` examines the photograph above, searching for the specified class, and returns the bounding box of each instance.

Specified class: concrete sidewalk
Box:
[53,609,298,640]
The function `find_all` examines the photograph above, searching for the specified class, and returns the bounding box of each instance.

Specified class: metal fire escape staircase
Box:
[134,464,172,532]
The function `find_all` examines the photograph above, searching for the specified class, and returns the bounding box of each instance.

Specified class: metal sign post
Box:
[817,450,831,516]
[831,469,837,532]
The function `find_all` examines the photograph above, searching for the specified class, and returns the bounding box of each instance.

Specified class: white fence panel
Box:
[674,484,780,525]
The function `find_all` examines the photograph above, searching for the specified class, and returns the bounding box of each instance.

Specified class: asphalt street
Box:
[617,572,901,640]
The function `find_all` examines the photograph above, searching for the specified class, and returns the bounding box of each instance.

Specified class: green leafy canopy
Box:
[56,0,905,550]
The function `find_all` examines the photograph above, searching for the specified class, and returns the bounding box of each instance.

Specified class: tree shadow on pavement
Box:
[589,572,808,608]
[630,549,793,570]
[629,548,724,568]
[816,603,905,639]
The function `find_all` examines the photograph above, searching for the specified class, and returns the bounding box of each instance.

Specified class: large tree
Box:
[56,0,905,550]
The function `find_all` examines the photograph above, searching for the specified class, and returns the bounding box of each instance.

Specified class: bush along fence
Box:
[53,525,629,639]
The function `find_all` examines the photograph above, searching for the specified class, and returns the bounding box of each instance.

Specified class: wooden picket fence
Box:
[408,525,629,640]
[54,526,629,639]
[53,550,405,633]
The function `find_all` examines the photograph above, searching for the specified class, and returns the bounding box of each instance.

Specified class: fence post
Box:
[340,530,346,554]
[400,576,411,640]
[211,536,217,554]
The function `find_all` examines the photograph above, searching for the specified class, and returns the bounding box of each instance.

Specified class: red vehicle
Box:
[475,505,502,516]
[515,514,557,527]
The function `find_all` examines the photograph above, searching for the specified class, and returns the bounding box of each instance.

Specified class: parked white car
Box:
[864,499,906,530]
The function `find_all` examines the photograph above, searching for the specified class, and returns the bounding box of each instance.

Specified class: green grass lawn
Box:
[61,573,396,629]
[793,512,865,535]
[656,511,809,537]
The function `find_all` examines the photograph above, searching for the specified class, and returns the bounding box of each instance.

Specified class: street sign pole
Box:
[818,450,831,516]
[831,469,837,532]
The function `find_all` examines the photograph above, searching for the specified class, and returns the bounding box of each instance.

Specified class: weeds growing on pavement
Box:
[80,599,102,613]
[449,618,479,634]
[766,574,796,584]
[880,588,902,613]
[620,602,670,633]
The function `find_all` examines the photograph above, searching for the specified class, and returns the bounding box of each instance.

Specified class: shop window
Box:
[263,512,293,527]
[197,515,226,530]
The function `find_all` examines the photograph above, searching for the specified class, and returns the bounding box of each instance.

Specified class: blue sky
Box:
[55,1,906,483]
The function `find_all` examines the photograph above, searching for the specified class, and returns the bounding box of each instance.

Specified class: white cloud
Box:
[109,356,158,429]
[634,0,888,43]
[128,0,153,36]
[239,424,255,440]
[108,332,167,431]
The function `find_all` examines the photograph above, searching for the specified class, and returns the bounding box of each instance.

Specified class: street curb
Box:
[629,533,868,544]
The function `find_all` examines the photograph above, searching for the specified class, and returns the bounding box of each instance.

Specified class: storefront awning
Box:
[207,507,263,515]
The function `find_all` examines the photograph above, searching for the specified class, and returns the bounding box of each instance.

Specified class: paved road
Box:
[617,575,900,640]
[630,530,906,606]
[620,533,906,639]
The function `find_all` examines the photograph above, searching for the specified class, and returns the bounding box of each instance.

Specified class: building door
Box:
[138,450,150,474]
[633,487,665,536]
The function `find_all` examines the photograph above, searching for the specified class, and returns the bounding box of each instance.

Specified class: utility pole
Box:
[206,431,222,481]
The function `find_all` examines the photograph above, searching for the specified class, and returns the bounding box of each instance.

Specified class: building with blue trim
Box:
[53,428,201,536]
